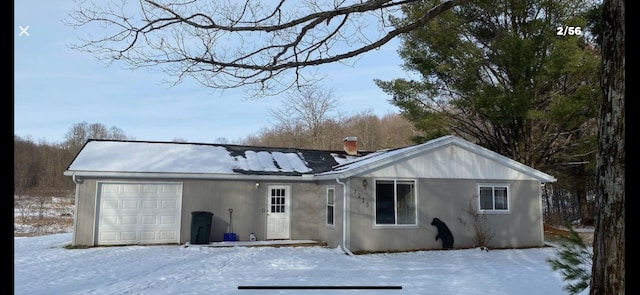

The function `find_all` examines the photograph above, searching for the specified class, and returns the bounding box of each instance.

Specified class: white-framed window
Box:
[374,179,417,226]
[478,184,510,213]
[326,187,335,226]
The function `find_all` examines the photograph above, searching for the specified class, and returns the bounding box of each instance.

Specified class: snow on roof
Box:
[66,140,327,175]
[65,136,556,182]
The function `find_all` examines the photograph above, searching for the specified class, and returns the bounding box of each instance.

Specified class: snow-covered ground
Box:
[14,233,590,295]
[14,195,74,236]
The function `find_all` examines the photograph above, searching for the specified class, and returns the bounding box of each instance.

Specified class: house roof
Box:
[315,136,557,182]
[64,139,361,179]
[64,136,556,183]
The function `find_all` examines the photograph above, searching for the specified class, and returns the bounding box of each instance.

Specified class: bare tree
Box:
[15,197,35,224]
[269,84,340,148]
[243,110,418,151]
[66,0,470,96]
[63,121,132,151]
[342,109,380,149]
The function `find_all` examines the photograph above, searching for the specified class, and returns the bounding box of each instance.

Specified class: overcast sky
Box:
[14,1,411,144]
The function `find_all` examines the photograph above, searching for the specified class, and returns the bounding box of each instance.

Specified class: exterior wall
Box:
[315,180,345,249]
[180,179,326,244]
[72,179,99,246]
[180,179,262,243]
[72,177,328,246]
[346,177,544,253]
[371,145,540,180]
[289,182,324,240]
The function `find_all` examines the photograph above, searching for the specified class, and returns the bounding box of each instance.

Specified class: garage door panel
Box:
[102,200,120,209]
[99,231,118,242]
[121,215,138,225]
[161,199,179,209]
[120,231,138,243]
[161,185,181,194]
[142,200,159,209]
[97,182,182,245]
[140,215,158,225]
[159,231,177,240]
[160,215,178,225]
[103,185,121,194]
[142,185,159,193]
[123,185,140,193]
[122,200,139,209]
[100,215,119,226]
[140,231,157,241]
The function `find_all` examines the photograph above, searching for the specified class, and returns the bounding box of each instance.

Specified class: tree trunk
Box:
[576,164,593,225]
[590,0,625,294]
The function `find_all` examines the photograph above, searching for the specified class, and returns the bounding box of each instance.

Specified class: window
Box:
[479,185,510,213]
[270,188,286,213]
[326,188,335,226]
[375,180,417,225]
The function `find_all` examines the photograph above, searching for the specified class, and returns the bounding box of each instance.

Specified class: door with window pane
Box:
[266,185,290,240]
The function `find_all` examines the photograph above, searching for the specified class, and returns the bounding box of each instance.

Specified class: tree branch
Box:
[66,0,471,95]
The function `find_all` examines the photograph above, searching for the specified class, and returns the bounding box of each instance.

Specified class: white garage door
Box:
[96,182,183,245]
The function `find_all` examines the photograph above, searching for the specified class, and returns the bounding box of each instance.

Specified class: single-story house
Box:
[63,135,556,253]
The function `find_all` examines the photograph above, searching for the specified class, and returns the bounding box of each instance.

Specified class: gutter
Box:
[72,173,82,184]
[63,171,316,182]
[335,178,354,256]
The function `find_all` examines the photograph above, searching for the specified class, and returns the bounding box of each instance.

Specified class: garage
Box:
[96,182,183,245]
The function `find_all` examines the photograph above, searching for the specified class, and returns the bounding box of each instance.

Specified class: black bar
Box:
[238,286,402,290]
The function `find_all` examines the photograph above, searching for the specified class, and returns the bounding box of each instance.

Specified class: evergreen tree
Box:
[547,225,593,295]
[375,0,601,172]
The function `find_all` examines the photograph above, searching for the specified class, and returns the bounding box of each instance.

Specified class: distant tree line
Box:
[14,121,133,198]
[242,85,420,150]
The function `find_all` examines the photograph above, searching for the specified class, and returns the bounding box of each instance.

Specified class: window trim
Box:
[326,186,335,228]
[477,184,511,214]
[373,178,419,227]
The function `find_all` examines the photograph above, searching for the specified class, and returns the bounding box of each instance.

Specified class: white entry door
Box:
[266,185,291,240]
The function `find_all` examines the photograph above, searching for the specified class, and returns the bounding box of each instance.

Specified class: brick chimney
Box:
[343,136,358,156]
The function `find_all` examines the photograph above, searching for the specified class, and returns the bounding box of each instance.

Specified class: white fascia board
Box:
[315,140,445,180]
[63,171,315,182]
[315,136,557,183]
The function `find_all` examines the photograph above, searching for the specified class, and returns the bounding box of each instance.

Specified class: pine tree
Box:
[546,225,593,295]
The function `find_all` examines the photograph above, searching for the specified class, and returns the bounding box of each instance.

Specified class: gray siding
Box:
[72,178,329,246]
[181,179,262,243]
[72,179,99,246]
[359,145,543,181]
[346,178,544,253]
[72,177,543,251]
[289,182,323,240]
[315,181,344,249]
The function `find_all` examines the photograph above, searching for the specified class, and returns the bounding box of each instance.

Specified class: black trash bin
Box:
[190,211,213,244]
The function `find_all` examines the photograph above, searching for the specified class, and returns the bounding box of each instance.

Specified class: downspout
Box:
[335,178,354,256]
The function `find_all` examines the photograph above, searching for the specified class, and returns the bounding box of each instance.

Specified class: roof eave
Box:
[64,170,316,181]
[315,136,557,183]
[315,137,454,180]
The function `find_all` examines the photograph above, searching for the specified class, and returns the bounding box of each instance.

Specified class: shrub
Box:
[457,200,494,248]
